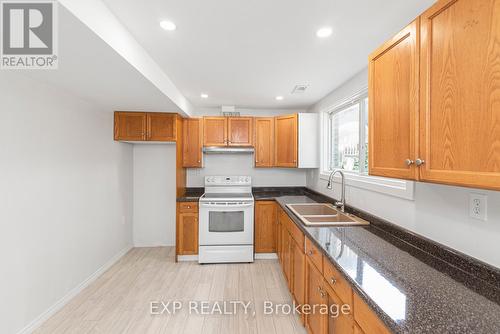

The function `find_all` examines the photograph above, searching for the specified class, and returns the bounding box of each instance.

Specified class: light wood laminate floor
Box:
[35,247,306,334]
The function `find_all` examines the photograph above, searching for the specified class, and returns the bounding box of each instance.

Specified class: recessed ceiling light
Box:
[201,93,208,98]
[316,27,332,38]
[160,20,176,31]
[275,96,284,101]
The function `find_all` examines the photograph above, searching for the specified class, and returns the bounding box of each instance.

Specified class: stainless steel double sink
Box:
[286,203,369,227]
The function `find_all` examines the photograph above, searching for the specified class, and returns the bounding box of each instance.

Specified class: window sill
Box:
[319,171,415,200]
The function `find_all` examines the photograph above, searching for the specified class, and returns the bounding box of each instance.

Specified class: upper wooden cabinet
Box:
[369,0,500,190]
[228,117,253,146]
[147,113,177,141]
[203,116,253,147]
[254,117,275,167]
[368,19,419,180]
[183,118,203,168]
[114,112,147,141]
[419,0,500,190]
[114,111,178,142]
[203,117,227,146]
[275,114,298,167]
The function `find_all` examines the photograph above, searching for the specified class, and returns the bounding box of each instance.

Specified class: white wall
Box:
[187,108,308,187]
[188,154,307,187]
[0,73,134,334]
[307,68,500,268]
[133,144,176,246]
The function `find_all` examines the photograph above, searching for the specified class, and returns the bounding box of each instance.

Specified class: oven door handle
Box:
[199,202,254,208]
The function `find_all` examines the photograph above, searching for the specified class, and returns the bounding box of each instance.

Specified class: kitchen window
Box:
[327,93,368,174]
[320,88,414,200]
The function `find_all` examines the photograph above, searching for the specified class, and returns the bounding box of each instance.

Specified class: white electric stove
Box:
[198,176,254,264]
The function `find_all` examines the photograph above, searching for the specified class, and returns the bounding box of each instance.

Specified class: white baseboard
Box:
[17,244,133,334]
[177,255,198,262]
[255,253,278,260]
[133,242,173,248]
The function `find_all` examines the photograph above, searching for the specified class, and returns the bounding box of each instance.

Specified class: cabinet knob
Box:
[416,158,425,166]
[330,277,337,285]
[405,159,414,166]
[308,250,313,256]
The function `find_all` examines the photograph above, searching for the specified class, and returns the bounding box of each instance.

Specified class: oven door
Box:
[199,201,254,246]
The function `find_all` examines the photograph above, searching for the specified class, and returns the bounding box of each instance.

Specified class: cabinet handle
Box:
[308,250,313,256]
[330,277,337,285]
[416,158,425,166]
[405,159,414,166]
[320,291,326,298]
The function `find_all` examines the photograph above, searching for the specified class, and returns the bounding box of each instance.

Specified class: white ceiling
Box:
[102,0,435,110]
[23,5,181,112]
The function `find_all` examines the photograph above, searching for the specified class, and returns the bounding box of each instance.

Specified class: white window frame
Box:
[320,88,415,200]
[326,91,368,174]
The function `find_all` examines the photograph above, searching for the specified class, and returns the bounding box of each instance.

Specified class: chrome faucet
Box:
[327,169,345,212]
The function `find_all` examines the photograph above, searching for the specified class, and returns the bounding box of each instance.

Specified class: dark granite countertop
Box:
[275,195,500,334]
[177,187,204,202]
[177,186,307,202]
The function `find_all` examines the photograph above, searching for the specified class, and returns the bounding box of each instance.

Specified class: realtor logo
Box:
[1,0,58,69]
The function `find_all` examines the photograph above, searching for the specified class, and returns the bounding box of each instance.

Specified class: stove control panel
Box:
[204,176,252,186]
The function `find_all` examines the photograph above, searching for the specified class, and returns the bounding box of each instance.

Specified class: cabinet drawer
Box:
[286,216,304,249]
[178,202,198,213]
[323,258,353,306]
[305,237,323,273]
[353,293,391,334]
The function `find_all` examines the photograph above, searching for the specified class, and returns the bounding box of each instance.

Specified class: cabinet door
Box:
[255,117,274,167]
[368,20,419,180]
[177,212,198,255]
[276,213,282,264]
[353,293,391,334]
[291,240,305,306]
[114,112,147,141]
[325,285,354,334]
[147,113,177,141]
[203,117,227,146]
[275,114,298,167]
[227,117,253,146]
[183,118,203,167]
[305,258,327,334]
[419,0,500,190]
[255,201,276,253]
[282,229,292,286]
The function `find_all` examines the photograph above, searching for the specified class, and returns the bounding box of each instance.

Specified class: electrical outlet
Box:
[469,193,487,221]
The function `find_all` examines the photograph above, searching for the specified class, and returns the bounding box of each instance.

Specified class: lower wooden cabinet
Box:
[353,293,390,334]
[273,207,391,334]
[254,201,277,253]
[282,228,292,287]
[305,257,327,334]
[325,284,354,334]
[291,239,305,314]
[176,202,198,256]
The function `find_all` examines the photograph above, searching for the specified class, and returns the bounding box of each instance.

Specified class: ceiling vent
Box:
[221,105,239,117]
[291,84,309,94]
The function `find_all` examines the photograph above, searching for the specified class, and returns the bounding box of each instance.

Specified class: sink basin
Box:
[286,203,369,227]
